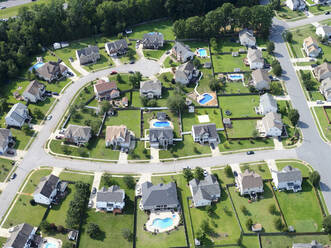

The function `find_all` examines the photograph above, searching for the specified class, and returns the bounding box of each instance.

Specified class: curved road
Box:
[0,16,331,220]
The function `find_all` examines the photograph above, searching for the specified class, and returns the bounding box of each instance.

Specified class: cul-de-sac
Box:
[0,0,331,247]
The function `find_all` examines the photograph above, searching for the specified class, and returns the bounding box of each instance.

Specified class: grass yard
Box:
[109,73,133,91]
[157,72,174,88]
[163,56,180,68]
[131,88,176,108]
[3,194,47,228]
[119,41,139,64]
[127,141,150,160]
[219,95,260,118]
[105,110,141,137]
[226,119,258,138]
[128,20,175,40]
[212,53,247,73]
[22,168,52,194]
[182,108,223,132]
[143,110,180,137]
[29,97,56,124]
[297,70,323,101]
[196,68,215,94]
[211,38,245,53]
[84,49,114,72]
[276,6,306,20]
[213,168,236,185]
[59,172,94,185]
[159,135,211,159]
[313,107,331,142]
[0,158,14,182]
[240,163,271,179]
[0,237,6,247]
[229,183,284,233]
[276,161,311,177]
[275,180,324,232]
[49,139,120,160]
[143,43,172,60]
[309,4,331,14]
[219,81,251,94]
[0,0,51,18]
[261,234,330,248]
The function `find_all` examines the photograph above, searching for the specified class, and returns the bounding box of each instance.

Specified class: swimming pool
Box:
[29,62,44,71]
[44,242,57,248]
[153,121,170,128]
[199,93,213,104]
[228,74,244,81]
[152,217,174,229]
[197,48,207,57]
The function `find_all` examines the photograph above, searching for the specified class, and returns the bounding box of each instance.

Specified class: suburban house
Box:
[33,174,60,205]
[5,103,30,128]
[140,79,162,98]
[257,112,283,137]
[252,69,271,90]
[0,128,13,155]
[22,80,45,103]
[303,36,321,58]
[271,165,302,192]
[191,123,220,145]
[64,125,92,146]
[96,185,125,212]
[292,240,323,248]
[239,29,256,47]
[320,77,331,102]
[4,223,42,248]
[94,80,120,100]
[189,175,221,207]
[142,32,164,49]
[256,93,278,115]
[236,170,264,196]
[286,0,306,10]
[105,39,128,57]
[247,48,264,70]
[314,62,331,81]
[149,127,174,149]
[172,42,195,63]
[316,25,331,39]
[175,61,199,85]
[140,181,179,211]
[36,61,68,82]
[105,125,132,150]
[76,45,100,65]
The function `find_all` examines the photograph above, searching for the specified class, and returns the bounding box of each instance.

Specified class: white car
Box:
[203,170,208,177]
[47,115,52,120]
[88,200,93,208]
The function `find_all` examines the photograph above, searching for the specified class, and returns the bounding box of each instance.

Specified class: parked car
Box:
[325,11,330,15]
[47,115,52,120]
[67,71,74,76]
[88,200,93,208]
[52,92,59,96]
[7,150,14,155]
[10,173,17,180]
[128,70,134,74]
[233,171,238,177]
[210,143,215,150]
[166,51,170,55]
[203,170,208,177]
[55,136,63,140]
[246,151,254,155]
[129,60,135,64]
[92,187,97,194]
[110,71,117,75]
[311,64,318,68]
[0,7,6,10]
[316,100,324,104]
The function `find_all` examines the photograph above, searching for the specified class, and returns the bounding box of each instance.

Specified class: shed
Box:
[252,223,262,232]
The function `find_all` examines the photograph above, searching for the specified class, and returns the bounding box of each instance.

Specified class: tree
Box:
[246,218,253,230]
[90,119,102,134]
[225,165,233,178]
[206,205,214,217]
[22,124,33,136]
[285,32,293,43]
[288,109,300,126]
[100,101,111,115]
[183,168,194,183]
[200,219,212,235]
[194,167,204,180]
[269,204,277,215]
[62,243,72,248]
[252,129,259,138]
[323,215,331,234]
[122,228,134,242]
[87,223,101,239]
[209,78,220,91]
[266,41,275,54]
[167,94,186,114]
[33,109,44,120]
[309,171,320,188]
[40,220,52,233]
[116,74,123,83]
[270,82,283,95]
[210,38,217,51]
[272,61,282,77]
[274,217,284,231]
[303,79,315,91]
[123,175,135,189]
[0,99,8,115]
[193,58,201,69]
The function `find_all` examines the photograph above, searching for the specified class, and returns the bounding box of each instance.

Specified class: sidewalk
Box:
[52,167,63,177]
[211,146,220,157]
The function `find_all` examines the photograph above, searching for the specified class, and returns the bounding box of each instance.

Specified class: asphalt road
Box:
[0,16,330,221]
[0,0,31,8]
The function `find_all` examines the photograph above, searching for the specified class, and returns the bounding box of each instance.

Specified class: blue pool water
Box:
[45,243,57,248]
[29,62,44,71]
[228,74,243,80]
[197,48,207,57]
[152,217,174,229]
[153,121,170,127]
[199,93,213,104]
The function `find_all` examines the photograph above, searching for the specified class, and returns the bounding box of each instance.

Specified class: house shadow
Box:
[320,182,330,192]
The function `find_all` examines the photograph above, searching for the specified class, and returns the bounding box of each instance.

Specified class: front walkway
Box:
[150,147,160,163]
[136,44,144,59]
[0,227,10,238]
[118,152,128,164]
[273,137,284,150]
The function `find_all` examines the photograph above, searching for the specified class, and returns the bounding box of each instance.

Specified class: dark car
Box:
[52,92,59,96]
[128,70,134,74]
[55,136,63,140]
[110,71,117,75]
[67,71,74,76]
[92,187,97,194]
[311,64,318,68]
[210,143,215,150]
[10,173,17,180]
[129,61,135,64]
[7,150,14,155]
[264,64,271,69]
[325,11,330,15]
[233,171,238,177]
[246,151,254,155]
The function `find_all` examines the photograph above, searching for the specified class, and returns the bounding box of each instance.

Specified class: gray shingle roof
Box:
[4,223,34,248]
[36,61,67,79]
[6,103,28,126]
[96,185,125,203]
[142,32,164,47]
[23,80,44,97]
[239,170,263,190]
[272,166,302,183]
[192,123,218,139]
[189,175,221,202]
[0,128,11,150]
[34,174,59,198]
[64,125,92,140]
[262,112,283,131]
[76,46,99,58]
[149,128,173,142]
[292,240,323,248]
[140,80,162,92]
[172,42,194,58]
[141,182,179,209]
[260,93,277,110]
[105,39,128,53]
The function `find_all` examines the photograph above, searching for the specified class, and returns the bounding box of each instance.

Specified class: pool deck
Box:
[145,211,180,233]
[197,92,218,106]
[41,237,62,248]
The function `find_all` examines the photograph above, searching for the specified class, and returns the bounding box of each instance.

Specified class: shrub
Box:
[274,217,284,231]
[123,175,135,189]
[225,165,233,178]
[87,223,101,239]
[269,204,277,215]
[122,228,134,242]
[246,218,253,230]
[309,171,320,188]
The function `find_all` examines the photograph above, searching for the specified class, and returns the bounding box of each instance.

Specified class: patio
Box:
[145,211,180,233]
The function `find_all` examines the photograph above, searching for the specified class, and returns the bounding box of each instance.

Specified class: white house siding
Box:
[33,194,52,205]
[5,117,21,128]
[23,92,38,103]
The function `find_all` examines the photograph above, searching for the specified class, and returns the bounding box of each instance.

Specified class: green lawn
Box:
[211,38,246,54]
[163,56,180,68]
[84,49,114,72]
[212,54,247,73]
[0,0,50,18]
[0,158,14,182]
[3,194,47,228]
[219,95,260,118]
[143,43,172,60]
[276,6,306,20]
[159,135,211,159]
[275,180,324,232]
[22,168,52,194]
[0,237,7,247]
[229,183,284,233]
[119,40,139,63]
[196,68,215,94]
[128,20,175,40]
[127,141,150,160]
[261,234,330,248]
[219,81,250,94]
[104,110,141,137]
[59,172,94,185]
[240,163,271,179]
[109,73,133,91]
[309,4,331,14]
[131,88,176,108]
[29,97,56,124]
[157,72,174,88]
[213,168,236,185]
[182,108,223,132]
[313,107,331,142]
[276,161,311,177]
[227,119,258,138]
[297,70,323,101]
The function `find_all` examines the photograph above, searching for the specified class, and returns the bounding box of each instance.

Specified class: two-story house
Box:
[94,80,120,101]
[256,93,278,115]
[0,128,13,155]
[172,42,195,63]
[5,103,30,128]
[257,112,283,137]
[105,125,132,150]
[191,123,219,145]
[252,69,271,90]
[149,128,174,149]
[64,125,92,146]
[236,170,264,196]
[175,61,199,85]
[96,185,125,212]
[239,29,256,47]
[76,45,100,65]
[105,39,128,57]
[22,80,45,103]
[142,32,164,49]
[33,174,60,205]
[4,223,42,248]
[247,48,264,70]
[140,79,162,99]
[36,61,68,82]
[271,166,302,192]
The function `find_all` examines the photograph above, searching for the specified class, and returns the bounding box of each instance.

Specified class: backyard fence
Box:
[132,196,138,248]
[322,106,331,124]
[217,92,259,97]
